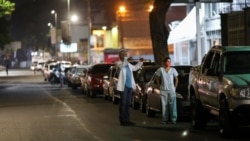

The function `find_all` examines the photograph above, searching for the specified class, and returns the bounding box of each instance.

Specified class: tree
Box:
[0,0,15,17]
[149,0,174,65]
[0,0,15,49]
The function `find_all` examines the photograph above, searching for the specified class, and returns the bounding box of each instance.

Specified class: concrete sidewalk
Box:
[0,69,43,77]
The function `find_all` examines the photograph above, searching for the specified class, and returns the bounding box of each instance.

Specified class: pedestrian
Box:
[116,50,143,126]
[4,57,10,76]
[155,56,178,125]
[57,63,64,87]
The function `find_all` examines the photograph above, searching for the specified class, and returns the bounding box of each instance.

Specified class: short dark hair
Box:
[163,56,171,63]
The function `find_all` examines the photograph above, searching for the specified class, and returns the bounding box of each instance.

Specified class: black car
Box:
[131,65,159,111]
[145,65,192,120]
[111,61,157,104]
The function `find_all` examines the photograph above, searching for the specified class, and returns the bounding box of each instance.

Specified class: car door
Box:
[198,51,215,104]
[147,74,161,111]
[202,52,221,108]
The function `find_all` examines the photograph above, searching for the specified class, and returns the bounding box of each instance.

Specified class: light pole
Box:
[87,0,92,64]
[51,10,58,59]
[117,6,126,49]
[67,0,71,61]
[51,10,57,28]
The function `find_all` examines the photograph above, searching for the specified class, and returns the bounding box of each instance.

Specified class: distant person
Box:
[116,50,144,126]
[4,57,11,75]
[155,56,178,125]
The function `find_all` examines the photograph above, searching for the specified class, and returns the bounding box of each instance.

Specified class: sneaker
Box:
[127,121,136,126]
[120,121,136,126]
[162,121,168,125]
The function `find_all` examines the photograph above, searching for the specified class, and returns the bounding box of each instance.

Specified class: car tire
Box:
[132,96,139,109]
[219,98,234,138]
[190,94,208,129]
[140,96,146,113]
[112,95,119,104]
[146,98,155,117]
[89,89,96,98]
[72,84,77,90]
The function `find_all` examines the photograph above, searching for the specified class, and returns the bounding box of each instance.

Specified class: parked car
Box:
[30,61,38,71]
[103,66,117,101]
[145,65,192,120]
[43,62,58,81]
[111,61,157,104]
[83,63,115,97]
[67,65,90,89]
[132,65,159,111]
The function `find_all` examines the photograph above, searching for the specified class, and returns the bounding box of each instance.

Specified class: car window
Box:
[92,64,113,74]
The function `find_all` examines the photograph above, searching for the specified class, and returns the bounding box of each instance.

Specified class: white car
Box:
[43,62,58,81]
[0,65,6,71]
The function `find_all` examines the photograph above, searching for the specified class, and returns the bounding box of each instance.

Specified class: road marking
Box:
[38,85,104,141]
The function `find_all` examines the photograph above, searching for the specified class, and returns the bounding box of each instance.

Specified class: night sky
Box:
[9,0,120,48]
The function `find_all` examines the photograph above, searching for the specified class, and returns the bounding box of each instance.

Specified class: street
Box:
[0,69,250,141]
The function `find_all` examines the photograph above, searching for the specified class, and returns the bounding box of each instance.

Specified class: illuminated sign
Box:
[60,43,77,53]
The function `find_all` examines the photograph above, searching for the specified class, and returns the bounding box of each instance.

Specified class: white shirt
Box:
[116,61,143,91]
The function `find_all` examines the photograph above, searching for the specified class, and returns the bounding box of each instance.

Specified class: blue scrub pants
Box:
[161,90,177,123]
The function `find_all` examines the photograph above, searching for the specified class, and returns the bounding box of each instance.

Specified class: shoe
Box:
[127,121,136,126]
[120,122,128,126]
[162,121,168,125]
[120,121,136,126]
[172,121,176,124]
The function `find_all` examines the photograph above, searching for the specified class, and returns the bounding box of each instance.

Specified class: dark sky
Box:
[9,0,119,46]
[10,0,85,41]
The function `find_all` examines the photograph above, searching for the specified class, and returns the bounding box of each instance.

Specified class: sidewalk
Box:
[0,69,42,78]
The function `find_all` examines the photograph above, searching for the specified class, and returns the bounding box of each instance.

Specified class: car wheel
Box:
[112,94,119,104]
[89,89,96,98]
[190,94,208,129]
[146,98,155,117]
[140,96,146,113]
[72,84,77,90]
[104,89,109,100]
[81,84,88,95]
[131,96,139,109]
[219,98,234,138]
[68,82,72,87]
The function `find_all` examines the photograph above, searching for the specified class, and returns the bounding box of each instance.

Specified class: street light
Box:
[67,0,71,61]
[51,10,57,28]
[117,6,126,49]
[47,22,53,28]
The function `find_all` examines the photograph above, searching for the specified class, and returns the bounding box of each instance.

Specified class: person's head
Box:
[163,56,171,67]
[119,50,128,62]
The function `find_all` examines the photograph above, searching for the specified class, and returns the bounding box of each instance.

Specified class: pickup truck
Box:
[188,45,250,137]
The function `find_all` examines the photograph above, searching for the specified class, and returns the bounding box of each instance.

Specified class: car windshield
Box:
[92,64,113,74]
[224,51,250,74]
[76,68,86,74]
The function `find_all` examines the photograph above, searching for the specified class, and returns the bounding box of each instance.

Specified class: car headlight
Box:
[231,88,250,98]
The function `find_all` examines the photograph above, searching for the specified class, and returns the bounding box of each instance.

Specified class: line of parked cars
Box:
[41,59,192,121]
[101,61,192,121]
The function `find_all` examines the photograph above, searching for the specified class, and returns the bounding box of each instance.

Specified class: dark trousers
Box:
[119,86,133,123]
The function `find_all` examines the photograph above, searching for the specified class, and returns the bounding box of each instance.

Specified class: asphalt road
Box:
[0,69,250,141]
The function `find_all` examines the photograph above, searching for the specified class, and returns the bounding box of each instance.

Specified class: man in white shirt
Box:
[116,50,143,126]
